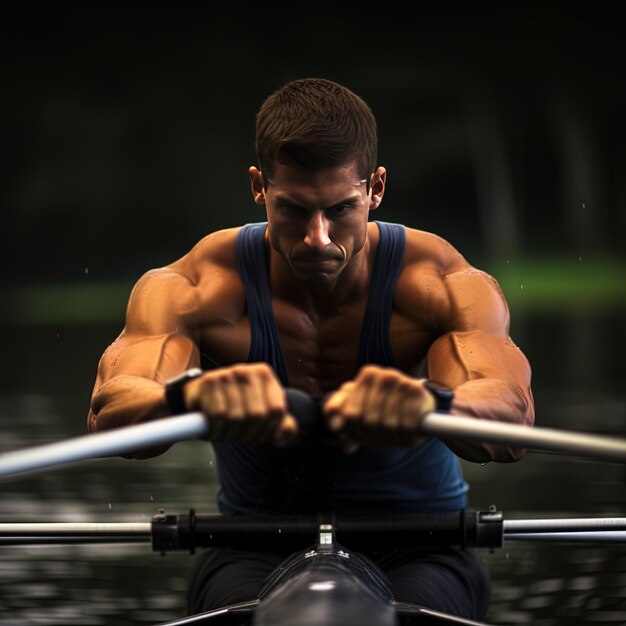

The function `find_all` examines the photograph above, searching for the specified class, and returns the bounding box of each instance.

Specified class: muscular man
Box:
[88,78,533,622]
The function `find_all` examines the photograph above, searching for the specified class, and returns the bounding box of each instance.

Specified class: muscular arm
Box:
[88,232,296,457]
[426,267,534,463]
[87,267,201,458]
[323,232,533,462]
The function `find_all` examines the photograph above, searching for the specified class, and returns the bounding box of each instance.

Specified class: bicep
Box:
[96,332,200,385]
[427,267,531,389]
[427,330,532,391]
[95,269,201,387]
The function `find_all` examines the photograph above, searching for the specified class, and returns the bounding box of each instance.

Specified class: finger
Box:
[240,369,266,417]
[222,375,246,420]
[198,379,229,440]
[323,382,354,412]
[363,371,398,427]
[342,379,369,419]
[399,382,434,430]
[260,365,288,415]
[238,370,273,443]
[400,389,429,446]
[258,368,290,442]
[323,382,356,431]
[274,413,299,445]
[381,384,404,430]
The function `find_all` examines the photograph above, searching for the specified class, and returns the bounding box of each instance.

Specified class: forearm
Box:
[88,375,172,459]
[446,378,535,463]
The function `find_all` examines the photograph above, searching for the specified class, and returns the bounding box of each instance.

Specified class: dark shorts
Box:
[187,544,491,623]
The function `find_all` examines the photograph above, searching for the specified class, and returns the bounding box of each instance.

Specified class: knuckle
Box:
[357,364,382,380]
[246,406,268,420]
[251,362,275,378]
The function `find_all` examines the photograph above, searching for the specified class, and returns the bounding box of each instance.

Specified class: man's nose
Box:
[304,211,331,248]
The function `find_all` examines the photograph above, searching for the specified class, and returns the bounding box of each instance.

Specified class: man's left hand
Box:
[322,365,437,453]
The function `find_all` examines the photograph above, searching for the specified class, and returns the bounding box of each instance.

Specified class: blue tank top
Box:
[212,221,468,515]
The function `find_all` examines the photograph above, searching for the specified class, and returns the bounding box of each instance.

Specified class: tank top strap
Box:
[357,221,406,367]
[236,223,290,386]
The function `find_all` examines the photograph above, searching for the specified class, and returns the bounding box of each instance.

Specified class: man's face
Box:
[254,162,384,288]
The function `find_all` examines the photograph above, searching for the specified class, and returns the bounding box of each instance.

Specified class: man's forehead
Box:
[265,163,368,189]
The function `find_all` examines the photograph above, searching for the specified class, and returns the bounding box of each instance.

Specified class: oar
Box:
[0,388,318,480]
[0,521,151,545]
[1,514,625,546]
[421,412,626,464]
[2,397,626,480]
[503,516,626,542]
[0,413,208,480]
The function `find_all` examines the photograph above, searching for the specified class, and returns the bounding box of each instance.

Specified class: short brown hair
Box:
[255,78,377,187]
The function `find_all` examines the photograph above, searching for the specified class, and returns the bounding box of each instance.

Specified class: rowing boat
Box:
[1,390,625,625]
[1,509,625,625]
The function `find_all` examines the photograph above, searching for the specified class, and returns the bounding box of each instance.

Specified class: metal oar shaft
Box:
[504,517,626,532]
[0,413,208,479]
[503,517,626,543]
[2,406,626,481]
[1,516,625,546]
[0,522,151,545]
[421,412,626,463]
[506,531,626,542]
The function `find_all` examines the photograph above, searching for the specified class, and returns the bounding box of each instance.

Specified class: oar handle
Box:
[283,388,321,442]
[3,387,626,481]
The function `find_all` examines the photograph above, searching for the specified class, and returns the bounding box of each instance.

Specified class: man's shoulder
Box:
[128,226,247,317]
[400,225,469,275]
[395,225,507,331]
[177,226,244,275]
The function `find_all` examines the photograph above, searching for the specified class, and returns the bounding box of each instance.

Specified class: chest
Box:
[274,300,366,395]
[281,300,436,395]
[200,298,433,399]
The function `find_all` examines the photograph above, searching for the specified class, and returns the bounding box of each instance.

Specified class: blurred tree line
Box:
[1,3,624,287]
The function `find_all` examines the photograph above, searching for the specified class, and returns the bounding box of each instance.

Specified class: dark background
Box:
[1,5,625,624]
[2,3,624,279]
[1,1,625,403]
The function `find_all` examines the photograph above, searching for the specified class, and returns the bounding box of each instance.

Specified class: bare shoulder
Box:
[402,227,468,272]
[125,227,245,335]
[397,227,509,335]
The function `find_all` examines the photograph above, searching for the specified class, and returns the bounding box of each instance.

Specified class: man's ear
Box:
[249,166,266,205]
[369,166,386,211]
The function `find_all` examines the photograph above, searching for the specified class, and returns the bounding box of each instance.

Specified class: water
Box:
[0,323,625,625]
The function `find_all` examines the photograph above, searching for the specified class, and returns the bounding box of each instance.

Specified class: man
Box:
[88,78,534,622]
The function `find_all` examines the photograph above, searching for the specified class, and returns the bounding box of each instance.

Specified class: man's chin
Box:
[292,268,339,288]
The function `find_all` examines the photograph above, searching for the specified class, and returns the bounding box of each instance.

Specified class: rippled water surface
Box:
[1,323,625,625]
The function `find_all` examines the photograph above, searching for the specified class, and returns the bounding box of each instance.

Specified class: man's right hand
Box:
[183,363,298,444]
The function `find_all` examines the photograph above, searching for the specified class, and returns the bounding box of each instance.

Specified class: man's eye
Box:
[329,205,351,216]
[281,205,307,215]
